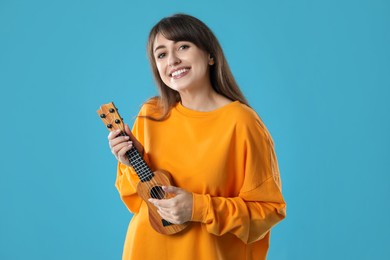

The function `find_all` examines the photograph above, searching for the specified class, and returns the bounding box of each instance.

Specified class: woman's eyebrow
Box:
[154,45,166,53]
[154,41,183,53]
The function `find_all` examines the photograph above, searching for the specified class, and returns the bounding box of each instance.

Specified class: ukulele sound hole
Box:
[150,186,165,200]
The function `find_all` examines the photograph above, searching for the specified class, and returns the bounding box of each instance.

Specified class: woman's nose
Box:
[168,53,181,67]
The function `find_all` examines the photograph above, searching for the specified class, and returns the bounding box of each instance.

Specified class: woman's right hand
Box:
[108,124,144,167]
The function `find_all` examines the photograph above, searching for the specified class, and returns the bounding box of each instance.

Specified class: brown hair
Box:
[146,13,249,120]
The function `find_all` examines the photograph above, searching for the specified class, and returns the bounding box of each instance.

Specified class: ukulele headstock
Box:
[97,102,125,133]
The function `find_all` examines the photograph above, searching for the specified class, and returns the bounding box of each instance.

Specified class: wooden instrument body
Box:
[136,169,188,235]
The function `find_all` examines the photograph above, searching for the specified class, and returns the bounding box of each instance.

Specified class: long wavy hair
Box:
[146,13,249,120]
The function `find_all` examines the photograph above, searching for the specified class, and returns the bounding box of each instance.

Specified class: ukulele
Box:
[97,102,188,235]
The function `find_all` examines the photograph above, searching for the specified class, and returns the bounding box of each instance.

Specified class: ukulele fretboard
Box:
[126,145,154,182]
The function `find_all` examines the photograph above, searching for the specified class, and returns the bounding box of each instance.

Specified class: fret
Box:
[126,147,154,182]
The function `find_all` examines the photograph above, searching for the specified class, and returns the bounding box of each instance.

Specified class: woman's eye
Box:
[179,45,190,50]
[157,53,166,59]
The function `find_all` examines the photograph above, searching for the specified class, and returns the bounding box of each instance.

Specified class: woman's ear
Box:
[208,55,215,65]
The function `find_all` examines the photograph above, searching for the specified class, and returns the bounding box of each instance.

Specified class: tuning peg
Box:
[100,114,106,118]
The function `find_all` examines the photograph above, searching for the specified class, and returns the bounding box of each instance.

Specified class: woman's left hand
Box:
[148,186,193,225]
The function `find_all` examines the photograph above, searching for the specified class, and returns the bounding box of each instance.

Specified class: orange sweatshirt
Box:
[115,100,286,260]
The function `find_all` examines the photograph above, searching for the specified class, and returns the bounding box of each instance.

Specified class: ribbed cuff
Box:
[191,193,209,223]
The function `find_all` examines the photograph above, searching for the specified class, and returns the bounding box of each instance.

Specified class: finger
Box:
[108,129,122,140]
[116,142,133,157]
[157,208,183,225]
[124,124,142,147]
[157,209,175,224]
[113,144,132,166]
[162,186,181,194]
[109,135,130,148]
[148,198,172,209]
[124,124,144,154]
[111,141,132,161]
[124,124,136,140]
[148,187,182,208]
[148,198,162,207]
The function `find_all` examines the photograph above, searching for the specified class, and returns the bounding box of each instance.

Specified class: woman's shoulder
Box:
[228,102,272,138]
[138,97,163,117]
[227,101,262,124]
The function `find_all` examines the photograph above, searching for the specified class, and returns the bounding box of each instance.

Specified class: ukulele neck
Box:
[120,132,154,182]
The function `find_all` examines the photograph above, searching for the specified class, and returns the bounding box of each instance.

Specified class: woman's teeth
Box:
[171,68,189,77]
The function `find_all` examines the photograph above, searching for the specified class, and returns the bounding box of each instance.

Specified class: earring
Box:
[209,58,215,65]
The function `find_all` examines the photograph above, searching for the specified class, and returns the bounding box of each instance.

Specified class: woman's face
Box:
[152,33,212,94]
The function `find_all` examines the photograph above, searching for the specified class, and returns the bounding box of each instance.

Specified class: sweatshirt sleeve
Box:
[115,162,143,213]
[191,114,286,244]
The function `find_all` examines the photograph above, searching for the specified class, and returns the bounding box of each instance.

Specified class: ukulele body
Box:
[136,169,188,235]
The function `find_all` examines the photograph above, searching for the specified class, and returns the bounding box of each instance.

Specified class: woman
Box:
[108,13,286,260]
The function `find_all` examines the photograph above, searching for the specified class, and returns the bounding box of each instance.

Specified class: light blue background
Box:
[1,0,389,259]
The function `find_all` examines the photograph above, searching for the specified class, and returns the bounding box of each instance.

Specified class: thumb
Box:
[124,124,135,139]
[125,124,144,154]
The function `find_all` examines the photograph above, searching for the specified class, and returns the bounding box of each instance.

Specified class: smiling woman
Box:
[153,36,214,102]
[107,13,286,260]
[146,13,250,119]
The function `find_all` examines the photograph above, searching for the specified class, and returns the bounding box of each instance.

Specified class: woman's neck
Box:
[179,87,232,112]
